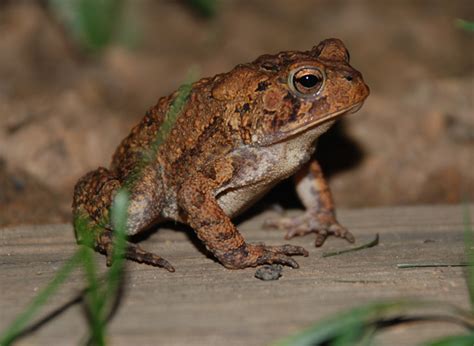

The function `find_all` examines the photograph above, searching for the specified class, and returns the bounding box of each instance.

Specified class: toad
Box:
[73,38,369,272]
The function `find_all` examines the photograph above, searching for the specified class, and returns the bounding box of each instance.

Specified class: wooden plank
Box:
[0,205,472,345]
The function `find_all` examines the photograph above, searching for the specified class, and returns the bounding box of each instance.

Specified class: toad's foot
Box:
[224,243,308,269]
[96,231,175,272]
[263,211,355,247]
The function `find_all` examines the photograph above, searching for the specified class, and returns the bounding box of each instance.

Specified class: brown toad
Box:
[73,38,370,272]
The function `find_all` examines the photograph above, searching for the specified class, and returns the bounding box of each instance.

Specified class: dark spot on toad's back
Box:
[255,81,269,92]
[264,109,276,116]
[235,103,251,115]
[261,62,279,72]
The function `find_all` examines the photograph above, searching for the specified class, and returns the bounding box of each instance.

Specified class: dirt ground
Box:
[0,0,473,226]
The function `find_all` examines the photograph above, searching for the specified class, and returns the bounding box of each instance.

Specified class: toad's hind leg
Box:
[264,160,354,247]
[72,167,175,272]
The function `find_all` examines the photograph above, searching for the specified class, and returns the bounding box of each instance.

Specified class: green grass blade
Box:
[79,189,130,345]
[73,213,107,345]
[456,19,474,32]
[323,234,379,258]
[1,72,197,344]
[0,250,83,345]
[421,332,474,346]
[273,300,472,346]
[185,0,218,18]
[106,189,129,295]
[397,262,470,269]
[81,244,106,344]
[463,205,474,312]
[274,300,404,346]
[125,69,196,190]
[78,0,125,52]
[146,74,196,159]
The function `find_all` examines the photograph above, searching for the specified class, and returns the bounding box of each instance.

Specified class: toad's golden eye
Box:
[289,67,325,97]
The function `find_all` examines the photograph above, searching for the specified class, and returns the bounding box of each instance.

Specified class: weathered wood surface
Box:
[0,205,472,345]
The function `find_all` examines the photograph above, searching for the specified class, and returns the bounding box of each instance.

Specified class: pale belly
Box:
[216,178,279,218]
[215,131,322,217]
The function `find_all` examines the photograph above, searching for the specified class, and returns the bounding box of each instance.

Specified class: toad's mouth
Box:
[257,101,365,146]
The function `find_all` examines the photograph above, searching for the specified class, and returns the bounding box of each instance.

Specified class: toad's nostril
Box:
[344,74,353,82]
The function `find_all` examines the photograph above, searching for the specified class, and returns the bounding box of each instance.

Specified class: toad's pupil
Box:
[297,74,319,88]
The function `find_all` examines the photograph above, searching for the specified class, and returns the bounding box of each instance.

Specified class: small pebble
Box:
[254,264,283,281]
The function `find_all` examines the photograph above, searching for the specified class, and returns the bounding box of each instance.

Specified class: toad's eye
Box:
[289,67,325,97]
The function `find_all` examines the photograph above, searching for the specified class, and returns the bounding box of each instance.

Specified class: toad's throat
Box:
[258,102,364,146]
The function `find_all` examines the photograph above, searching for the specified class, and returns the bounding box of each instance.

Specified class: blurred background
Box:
[0,0,472,226]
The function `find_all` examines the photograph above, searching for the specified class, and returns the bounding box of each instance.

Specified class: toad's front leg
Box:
[264,160,355,247]
[178,172,308,269]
